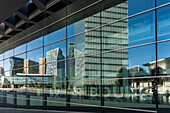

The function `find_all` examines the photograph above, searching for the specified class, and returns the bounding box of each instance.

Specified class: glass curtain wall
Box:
[0,0,169,113]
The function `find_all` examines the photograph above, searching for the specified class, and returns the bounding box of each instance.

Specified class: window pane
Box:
[157,41,170,112]
[157,0,170,6]
[128,0,155,16]
[14,44,26,56]
[27,48,43,66]
[27,36,43,51]
[129,11,155,46]
[4,49,13,59]
[103,44,156,111]
[157,5,170,41]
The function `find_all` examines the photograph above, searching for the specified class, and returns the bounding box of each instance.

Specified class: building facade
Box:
[0,0,169,113]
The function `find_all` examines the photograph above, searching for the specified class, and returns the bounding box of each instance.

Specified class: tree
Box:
[7,82,11,88]
[38,82,43,88]
[29,81,35,87]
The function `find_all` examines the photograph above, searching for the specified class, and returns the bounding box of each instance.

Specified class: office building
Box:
[0,0,169,113]
[46,48,65,76]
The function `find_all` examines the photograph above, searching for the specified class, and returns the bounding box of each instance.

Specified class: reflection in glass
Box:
[129,44,156,76]
[44,27,66,45]
[128,0,154,16]
[157,5,170,41]
[27,36,43,51]
[0,0,170,112]
[158,41,170,75]
[4,49,13,59]
[102,44,156,108]
[129,11,155,46]
[14,44,26,56]
[27,48,43,66]
[157,0,170,6]
[4,59,12,76]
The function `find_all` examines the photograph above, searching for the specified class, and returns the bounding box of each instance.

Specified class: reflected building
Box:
[72,2,128,94]
[0,0,169,112]
[129,65,149,76]
[39,58,46,74]
[0,67,4,76]
[130,57,170,98]
[10,57,24,75]
[143,57,170,75]
[46,48,65,76]
[10,57,42,75]
[67,43,75,77]
[24,59,39,74]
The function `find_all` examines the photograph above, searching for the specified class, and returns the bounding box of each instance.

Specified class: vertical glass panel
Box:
[14,44,26,56]
[23,65,44,108]
[128,0,155,16]
[157,5,170,41]
[17,94,27,107]
[157,41,170,112]
[44,41,66,107]
[6,90,14,106]
[12,68,27,93]
[27,36,43,51]
[157,41,170,75]
[27,48,43,66]
[68,55,101,109]
[157,0,170,6]
[46,73,66,107]
[103,44,156,111]
[129,11,155,46]
[43,0,67,109]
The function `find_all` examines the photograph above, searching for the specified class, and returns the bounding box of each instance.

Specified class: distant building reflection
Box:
[46,48,65,77]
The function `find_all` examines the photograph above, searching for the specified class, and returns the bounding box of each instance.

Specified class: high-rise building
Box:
[24,59,39,74]
[46,48,65,76]
[67,43,75,77]
[39,58,46,74]
[72,2,128,91]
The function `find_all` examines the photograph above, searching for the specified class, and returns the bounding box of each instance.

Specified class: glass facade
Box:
[0,0,170,113]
